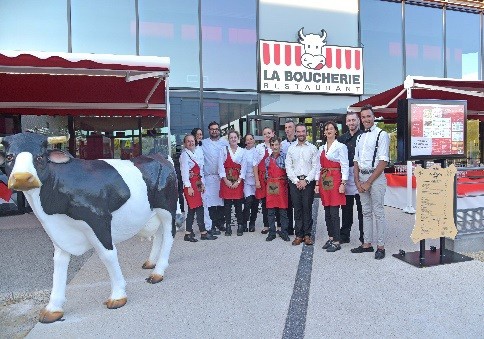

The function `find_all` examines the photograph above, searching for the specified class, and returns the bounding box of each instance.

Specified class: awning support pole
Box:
[166,77,171,157]
[145,77,163,105]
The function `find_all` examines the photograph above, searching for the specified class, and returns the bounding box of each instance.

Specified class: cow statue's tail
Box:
[167,155,186,229]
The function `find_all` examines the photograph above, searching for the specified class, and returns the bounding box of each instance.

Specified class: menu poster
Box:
[410,103,465,157]
[411,164,457,243]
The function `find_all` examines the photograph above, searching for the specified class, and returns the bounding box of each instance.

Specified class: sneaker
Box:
[326,242,341,252]
[280,233,290,242]
[184,234,198,242]
[266,234,276,241]
[322,239,332,249]
[350,245,374,253]
[209,229,221,236]
[375,248,386,260]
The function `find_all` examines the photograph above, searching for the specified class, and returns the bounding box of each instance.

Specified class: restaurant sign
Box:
[259,28,363,95]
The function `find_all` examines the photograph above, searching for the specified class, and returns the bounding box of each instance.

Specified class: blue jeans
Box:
[268,208,288,236]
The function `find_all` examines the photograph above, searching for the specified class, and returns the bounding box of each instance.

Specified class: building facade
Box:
[0,0,482,148]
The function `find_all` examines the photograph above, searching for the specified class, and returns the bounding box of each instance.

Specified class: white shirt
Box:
[194,144,204,166]
[180,148,204,188]
[285,141,319,184]
[281,136,297,155]
[243,147,257,185]
[315,140,349,181]
[202,137,229,175]
[354,125,390,169]
[253,142,273,166]
[218,146,247,180]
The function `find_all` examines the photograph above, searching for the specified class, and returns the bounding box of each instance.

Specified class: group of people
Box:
[178,104,390,260]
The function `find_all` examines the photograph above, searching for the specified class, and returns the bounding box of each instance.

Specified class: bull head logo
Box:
[298,27,327,70]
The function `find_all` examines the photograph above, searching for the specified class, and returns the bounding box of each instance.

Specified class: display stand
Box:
[393,160,474,267]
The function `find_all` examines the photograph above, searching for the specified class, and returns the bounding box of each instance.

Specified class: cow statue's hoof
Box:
[145,274,163,284]
[39,308,64,323]
[142,260,156,269]
[103,297,127,309]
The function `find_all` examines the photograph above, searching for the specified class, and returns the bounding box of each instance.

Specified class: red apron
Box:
[255,148,269,199]
[183,162,203,209]
[220,148,244,199]
[266,156,288,209]
[318,150,346,206]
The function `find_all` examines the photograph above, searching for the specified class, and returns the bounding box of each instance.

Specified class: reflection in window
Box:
[360,0,403,95]
[405,3,444,78]
[446,10,480,80]
[71,0,136,54]
[0,0,67,52]
[139,0,200,88]
[201,0,257,90]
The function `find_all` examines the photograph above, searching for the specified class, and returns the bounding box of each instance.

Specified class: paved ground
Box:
[1,202,483,338]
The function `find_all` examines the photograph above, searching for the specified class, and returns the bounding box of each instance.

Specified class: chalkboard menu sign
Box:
[397,99,467,161]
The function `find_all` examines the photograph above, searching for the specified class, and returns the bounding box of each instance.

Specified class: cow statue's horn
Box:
[298,27,305,42]
[47,135,70,145]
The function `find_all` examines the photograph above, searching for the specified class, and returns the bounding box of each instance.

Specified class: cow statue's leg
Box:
[94,244,128,309]
[39,245,70,323]
[146,209,174,284]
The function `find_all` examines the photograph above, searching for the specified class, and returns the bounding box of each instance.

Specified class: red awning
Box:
[0,51,170,117]
[348,77,484,120]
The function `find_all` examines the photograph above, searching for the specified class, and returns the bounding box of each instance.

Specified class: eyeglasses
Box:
[209,128,219,131]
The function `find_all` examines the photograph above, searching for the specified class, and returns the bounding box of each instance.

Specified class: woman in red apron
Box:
[264,137,290,242]
[315,121,349,252]
[254,127,274,234]
[219,130,246,236]
[180,135,217,242]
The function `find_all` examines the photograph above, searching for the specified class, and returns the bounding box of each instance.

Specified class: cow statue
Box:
[0,133,178,323]
[298,27,327,70]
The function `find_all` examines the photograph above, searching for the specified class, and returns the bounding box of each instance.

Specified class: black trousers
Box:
[286,186,294,233]
[324,205,341,242]
[243,195,259,225]
[186,206,206,233]
[208,205,225,230]
[261,198,268,228]
[289,181,315,238]
[340,194,364,243]
[268,208,288,236]
[224,199,244,227]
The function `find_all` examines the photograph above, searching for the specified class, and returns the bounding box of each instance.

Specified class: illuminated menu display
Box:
[410,103,466,157]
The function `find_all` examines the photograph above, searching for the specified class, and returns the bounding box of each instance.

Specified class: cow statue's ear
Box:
[47,149,73,164]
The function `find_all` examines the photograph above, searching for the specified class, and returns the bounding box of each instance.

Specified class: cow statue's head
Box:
[0,133,71,191]
[298,27,327,56]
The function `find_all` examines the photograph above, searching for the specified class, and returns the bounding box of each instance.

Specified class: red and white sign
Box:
[259,28,363,95]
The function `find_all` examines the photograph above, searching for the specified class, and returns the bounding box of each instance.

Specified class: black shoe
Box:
[200,233,217,240]
[266,234,276,241]
[209,229,221,236]
[248,223,255,232]
[340,238,350,244]
[261,228,269,234]
[184,234,198,242]
[243,227,249,232]
[326,242,341,252]
[280,233,290,242]
[322,239,332,249]
[287,230,295,236]
[190,231,195,238]
[237,225,244,236]
[350,245,374,253]
[225,229,232,236]
[218,225,226,232]
[375,248,386,260]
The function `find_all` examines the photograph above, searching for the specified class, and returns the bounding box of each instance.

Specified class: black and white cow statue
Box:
[0,133,178,323]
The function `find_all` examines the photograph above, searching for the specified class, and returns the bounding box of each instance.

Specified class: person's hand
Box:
[200,184,205,193]
[314,185,319,194]
[360,181,371,192]
[338,183,345,194]
[356,181,364,193]
[232,180,240,189]
[187,187,195,196]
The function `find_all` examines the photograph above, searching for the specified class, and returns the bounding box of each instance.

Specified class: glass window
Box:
[0,0,67,51]
[446,10,480,80]
[71,0,136,54]
[405,3,444,78]
[360,0,403,95]
[201,0,257,90]
[138,0,200,88]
